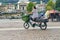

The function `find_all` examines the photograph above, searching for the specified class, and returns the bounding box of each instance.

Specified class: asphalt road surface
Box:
[0,19,60,40]
[0,29,60,40]
[0,19,60,28]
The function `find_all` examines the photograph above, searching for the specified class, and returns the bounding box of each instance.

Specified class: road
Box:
[0,19,60,40]
[0,19,60,28]
[0,29,60,40]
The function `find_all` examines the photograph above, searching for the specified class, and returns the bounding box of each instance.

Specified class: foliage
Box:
[46,6,53,10]
[46,0,55,10]
[26,2,35,13]
[56,7,60,11]
[56,0,60,11]
[56,0,60,8]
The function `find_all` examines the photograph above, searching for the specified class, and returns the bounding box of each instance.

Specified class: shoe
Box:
[32,23,35,27]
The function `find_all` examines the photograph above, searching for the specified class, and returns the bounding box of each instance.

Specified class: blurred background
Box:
[0,0,60,22]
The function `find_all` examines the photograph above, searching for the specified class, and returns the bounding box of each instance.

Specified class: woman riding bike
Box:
[30,6,39,27]
[23,7,49,30]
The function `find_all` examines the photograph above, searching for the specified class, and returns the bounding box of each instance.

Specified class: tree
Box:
[26,2,35,13]
[46,0,55,10]
[56,0,60,11]
[56,7,60,11]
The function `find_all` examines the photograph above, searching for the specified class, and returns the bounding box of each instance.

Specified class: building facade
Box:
[5,3,16,12]
[36,1,46,12]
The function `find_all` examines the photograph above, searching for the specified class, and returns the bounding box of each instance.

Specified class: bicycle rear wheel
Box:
[39,22,47,30]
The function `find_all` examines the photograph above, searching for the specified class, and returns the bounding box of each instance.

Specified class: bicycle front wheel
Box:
[23,22,30,29]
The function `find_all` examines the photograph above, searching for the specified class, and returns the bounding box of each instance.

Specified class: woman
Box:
[31,6,38,21]
[30,6,39,27]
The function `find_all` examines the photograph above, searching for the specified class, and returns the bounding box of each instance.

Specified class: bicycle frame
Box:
[28,20,41,27]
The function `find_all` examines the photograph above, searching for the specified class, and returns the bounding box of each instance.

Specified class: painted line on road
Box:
[0,27,60,30]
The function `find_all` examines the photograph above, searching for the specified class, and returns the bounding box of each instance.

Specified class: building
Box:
[0,2,5,12]
[0,3,16,12]
[0,0,49,19]
[0,5,6,12]
[17,0,36,13]
[36,1,46,12]
[5,3,16,13]
[17,0,49,12]
[0,3,21,19]
[17,0,29,10]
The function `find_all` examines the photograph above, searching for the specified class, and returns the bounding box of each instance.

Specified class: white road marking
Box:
[0,26,60,31]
